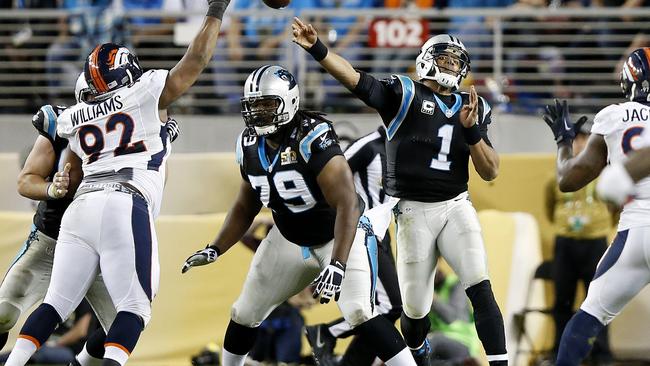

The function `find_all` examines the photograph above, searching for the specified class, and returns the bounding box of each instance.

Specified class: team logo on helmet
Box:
[621,48,650,102]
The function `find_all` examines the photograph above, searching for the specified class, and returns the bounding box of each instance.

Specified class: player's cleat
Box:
[67,360,82,366]
[411,338,432,366]
[305,324,337,366]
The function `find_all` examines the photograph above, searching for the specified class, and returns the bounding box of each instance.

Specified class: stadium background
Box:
[1,1,650,365]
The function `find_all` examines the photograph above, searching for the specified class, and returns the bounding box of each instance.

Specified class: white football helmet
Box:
[74,72,91,104]
[416,34,471,90]
[241,65,300,136]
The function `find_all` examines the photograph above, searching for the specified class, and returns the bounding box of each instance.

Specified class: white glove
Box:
[597,163,636,206]
[311,260,345,304]
[182,246,219,274]
[47,163,71,199]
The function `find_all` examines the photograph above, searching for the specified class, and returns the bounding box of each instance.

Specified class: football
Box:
[262,0,290,9]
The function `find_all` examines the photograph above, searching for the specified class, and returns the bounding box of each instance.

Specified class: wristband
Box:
[208,245,222,257]
[46,182,61,200]
[207,0,230,20]
[307,38,328,62]
[463,123,482,145]
[331,259,346,271]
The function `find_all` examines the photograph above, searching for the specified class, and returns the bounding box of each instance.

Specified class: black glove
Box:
[543,99,588,145]
[165,117,180,143]
[311,260,346,304]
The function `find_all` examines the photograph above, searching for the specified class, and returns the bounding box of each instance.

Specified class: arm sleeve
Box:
[299,123,344,174]
[352,71,402,126]
[478,96,493,147]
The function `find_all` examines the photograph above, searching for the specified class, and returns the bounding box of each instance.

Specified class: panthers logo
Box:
[275,69,297,89]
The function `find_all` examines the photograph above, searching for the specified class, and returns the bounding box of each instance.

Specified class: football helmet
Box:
[621,48,650,102]
[416,34,470,90]
[241,65,300,136]
[84,43,143,100]
[74,72,91,104]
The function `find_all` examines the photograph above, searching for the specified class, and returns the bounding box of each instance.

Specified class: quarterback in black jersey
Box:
[293,19,507,366]
[182,65,416,366]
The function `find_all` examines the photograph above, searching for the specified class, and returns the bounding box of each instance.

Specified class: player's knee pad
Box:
[114,300,151,327]
[580,296,616,326]
[402,301,430,320]
[230,302,263,328]
[0,301,20,332]
[338,300,373,327]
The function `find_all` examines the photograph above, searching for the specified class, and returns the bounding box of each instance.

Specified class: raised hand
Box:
[543,99,580,145]
[291,17,318,50]
[460,86,479,128]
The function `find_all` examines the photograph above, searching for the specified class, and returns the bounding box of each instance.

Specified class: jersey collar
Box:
[258,137,281,172]
[433,93,462,118]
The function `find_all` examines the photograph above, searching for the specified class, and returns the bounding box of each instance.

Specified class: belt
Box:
[75,182,146,202]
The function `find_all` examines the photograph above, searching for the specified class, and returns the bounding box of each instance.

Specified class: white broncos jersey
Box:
[57,69,171,217]
[592,101,650,230]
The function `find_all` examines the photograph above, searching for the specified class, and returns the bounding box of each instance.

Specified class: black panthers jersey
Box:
[353,72,493,202]
[237,116,343,246]
[31,105,71,239]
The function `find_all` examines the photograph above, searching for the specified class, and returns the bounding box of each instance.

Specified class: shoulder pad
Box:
[592,103,623,135]
[32,105,66,141]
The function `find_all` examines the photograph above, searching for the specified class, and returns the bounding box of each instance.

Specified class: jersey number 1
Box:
[430,125,453,171]
[79,113,147,163]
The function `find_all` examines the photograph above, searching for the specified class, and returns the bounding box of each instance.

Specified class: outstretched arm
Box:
[209,181,263,255]
[556,135,608,192]
[159,0,231,109]
[292,17,360,91]
[181,180,262,273]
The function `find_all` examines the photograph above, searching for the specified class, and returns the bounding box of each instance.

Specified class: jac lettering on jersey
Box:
[71,95,124,126]
[622,106,650,123]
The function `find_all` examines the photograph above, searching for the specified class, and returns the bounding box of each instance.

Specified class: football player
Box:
[182,65,415,366]
[2,74,180,366]
[305,126,404,366]
[292,18,507,366]
[3,1,231,365]
[543,48,650,366]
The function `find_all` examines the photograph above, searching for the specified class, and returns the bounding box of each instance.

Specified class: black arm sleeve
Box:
[352,71,401,126]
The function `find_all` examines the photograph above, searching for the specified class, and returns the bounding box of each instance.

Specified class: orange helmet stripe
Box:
[89,45,109,93]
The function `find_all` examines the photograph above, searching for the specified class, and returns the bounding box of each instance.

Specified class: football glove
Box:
[182,245,219,274]
[543,99,588,145]
[596,163,636,207]
[311,260,346,304]
[165,117,180,143]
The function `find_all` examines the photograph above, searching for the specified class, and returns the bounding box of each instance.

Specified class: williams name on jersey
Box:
[236,117,343,247]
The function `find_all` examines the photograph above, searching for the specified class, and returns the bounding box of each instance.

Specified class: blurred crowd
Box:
[0,0,649,114]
